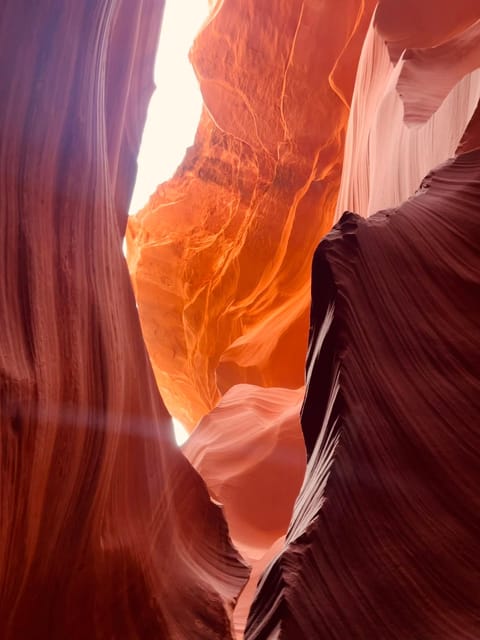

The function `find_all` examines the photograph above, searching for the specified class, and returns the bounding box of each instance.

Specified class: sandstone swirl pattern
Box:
[127,0,377,428]
[2,1,480,639]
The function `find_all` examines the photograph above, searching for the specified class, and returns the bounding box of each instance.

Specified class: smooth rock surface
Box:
[4,1,479,638]
[335,10,480,219]
[0,2,248,638]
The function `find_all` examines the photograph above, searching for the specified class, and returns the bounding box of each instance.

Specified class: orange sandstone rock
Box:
[127,0,377,428]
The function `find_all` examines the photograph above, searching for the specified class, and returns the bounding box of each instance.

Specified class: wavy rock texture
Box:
[183,385,305,554]
[127,0,377,428]
[5,1,479,639]
[246,153,480,640]
[375,0,480,62]
[457,99,480,154]
[183,384,306,636]
[246,9,480,640]
[0,2,248,638]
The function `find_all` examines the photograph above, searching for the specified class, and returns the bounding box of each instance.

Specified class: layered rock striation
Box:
[246,148,480,638]
[246,6,480,638]
[0,2,248,638]
[3,1,480,638]
[183,384,306,637]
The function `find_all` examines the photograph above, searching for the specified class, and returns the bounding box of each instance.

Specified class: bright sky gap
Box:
[128,0,209,216]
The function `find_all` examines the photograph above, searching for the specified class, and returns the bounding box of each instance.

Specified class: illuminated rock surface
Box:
[0,2,248,638]
[183,384,306,637]
[335,5,480,219]
[127,0,377,428]
[183,385,305,554]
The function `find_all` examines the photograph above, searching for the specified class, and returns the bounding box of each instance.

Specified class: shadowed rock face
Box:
[0,2,248,638]
[245,6,480,638]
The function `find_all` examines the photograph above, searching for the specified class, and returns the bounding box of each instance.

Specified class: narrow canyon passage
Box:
[1,1,479,639]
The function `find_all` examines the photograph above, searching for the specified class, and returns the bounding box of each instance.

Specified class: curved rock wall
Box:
[127,0,377,428]
[183,384,306,636]
[0,2,248,638]
[246,7,480,638]
[246,148,480,639]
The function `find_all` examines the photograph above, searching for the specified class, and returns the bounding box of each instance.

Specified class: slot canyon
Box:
[1,1,479,638]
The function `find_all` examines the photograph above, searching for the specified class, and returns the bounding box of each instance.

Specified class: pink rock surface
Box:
[3,1,479,638]
[183,385,305,553]
[397,18,480,126]
[183,384,306,636]
[335,10,480,219]
[375,0,480,61]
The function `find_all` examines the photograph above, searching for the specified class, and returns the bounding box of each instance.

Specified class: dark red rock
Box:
[245,150,480,639]
[0,2,248,638]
